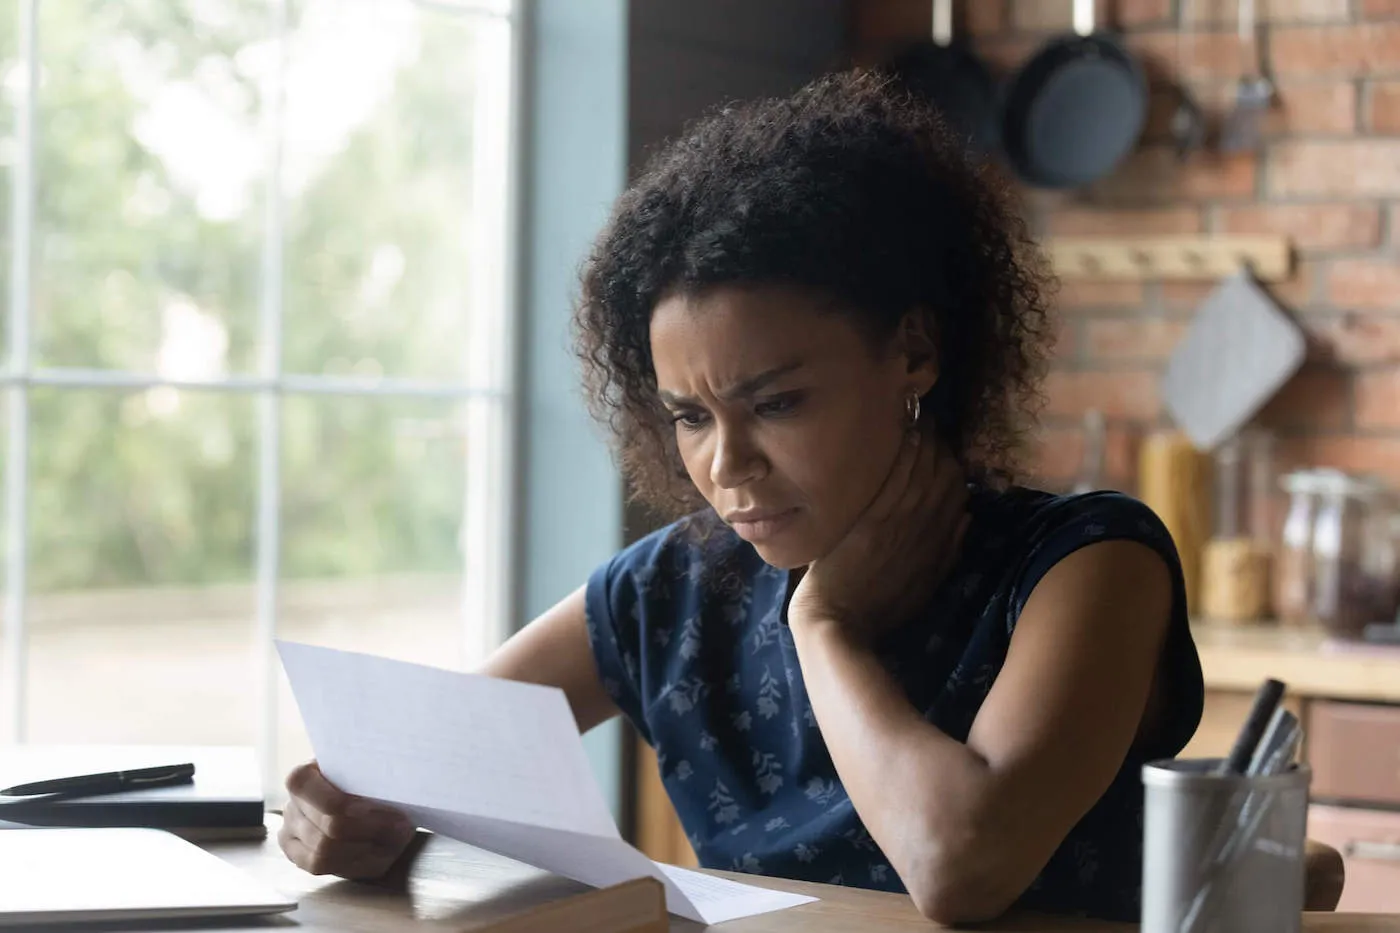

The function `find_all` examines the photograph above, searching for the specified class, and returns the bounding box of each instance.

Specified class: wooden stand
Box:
[1047,235,1291,281]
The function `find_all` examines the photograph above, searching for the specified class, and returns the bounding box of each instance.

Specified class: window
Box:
[0,0,519,794]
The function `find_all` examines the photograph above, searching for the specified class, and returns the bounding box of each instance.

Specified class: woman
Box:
[278,70,1203,924]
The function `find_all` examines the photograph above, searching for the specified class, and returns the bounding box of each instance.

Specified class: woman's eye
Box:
[671,410,708,431]
[755,393,801,417]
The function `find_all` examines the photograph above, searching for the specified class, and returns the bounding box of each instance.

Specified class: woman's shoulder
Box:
[968,485,1182,619]
[975,485,1174,553]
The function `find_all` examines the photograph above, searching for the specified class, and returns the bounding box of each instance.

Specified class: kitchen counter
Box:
[1192,622,1400,703]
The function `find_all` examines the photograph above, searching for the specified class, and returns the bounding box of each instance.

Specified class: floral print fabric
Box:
[585,488,1204,920]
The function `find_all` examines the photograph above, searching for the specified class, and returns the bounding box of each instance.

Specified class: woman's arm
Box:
[478,585,621,734]
[789,539,1173,924]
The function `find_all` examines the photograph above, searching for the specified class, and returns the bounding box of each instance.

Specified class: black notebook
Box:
[0,746,265,836]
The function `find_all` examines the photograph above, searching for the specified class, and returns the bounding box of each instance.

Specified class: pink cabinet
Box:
[1308,803,1400,912]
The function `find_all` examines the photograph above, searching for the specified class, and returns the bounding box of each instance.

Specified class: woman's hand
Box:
[278,761,417,880]
[788,429,969,640]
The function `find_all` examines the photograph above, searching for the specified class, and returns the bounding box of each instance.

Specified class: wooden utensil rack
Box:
[1048,235,1292,281]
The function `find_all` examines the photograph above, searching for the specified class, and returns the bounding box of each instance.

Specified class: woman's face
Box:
[649,285,936,569]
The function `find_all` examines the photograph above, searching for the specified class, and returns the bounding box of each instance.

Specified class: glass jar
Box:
[1274,469,1320,626]
[1203,432,1276,622]
[1213,429,1277,543]
[1309,471,1391,638]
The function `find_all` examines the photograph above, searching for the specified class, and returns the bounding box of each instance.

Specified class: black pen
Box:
[0,762,195,798]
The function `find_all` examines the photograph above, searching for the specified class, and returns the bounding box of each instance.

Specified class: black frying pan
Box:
[1000,0,1147,188]
[889,0,998,156]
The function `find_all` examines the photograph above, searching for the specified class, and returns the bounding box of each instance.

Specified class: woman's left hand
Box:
[787,429,970,641]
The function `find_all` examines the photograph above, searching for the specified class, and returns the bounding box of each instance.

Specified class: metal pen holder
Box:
[1142,759,1310,933]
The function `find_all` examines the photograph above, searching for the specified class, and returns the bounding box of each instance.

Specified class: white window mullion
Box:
[3,0,38,744]
[460,11,518,667]
[253,0,289,796]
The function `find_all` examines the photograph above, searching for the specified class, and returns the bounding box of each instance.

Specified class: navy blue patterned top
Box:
[585,487,1204,921]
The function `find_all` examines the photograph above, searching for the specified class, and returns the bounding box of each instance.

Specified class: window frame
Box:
[0,0,522,793]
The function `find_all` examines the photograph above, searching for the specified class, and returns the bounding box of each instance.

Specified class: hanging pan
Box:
[888,0,999,156]
[1000,0,1147,188]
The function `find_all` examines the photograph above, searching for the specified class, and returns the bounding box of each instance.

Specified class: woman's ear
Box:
[898,308,940,396]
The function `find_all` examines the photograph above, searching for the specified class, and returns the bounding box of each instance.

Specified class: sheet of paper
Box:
[658,864,816,925]
[277,640,616,839]
[276,641,815,924]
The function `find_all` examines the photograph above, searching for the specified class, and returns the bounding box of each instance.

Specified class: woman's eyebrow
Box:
[658,360,805,406]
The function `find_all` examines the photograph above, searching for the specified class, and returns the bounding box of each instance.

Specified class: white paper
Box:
[276,641,816,924]
[658,864,816,925]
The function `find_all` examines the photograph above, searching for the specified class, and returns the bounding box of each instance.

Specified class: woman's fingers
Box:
[280,795,415,879]
[285,761,409,843]
[278,762,416,881]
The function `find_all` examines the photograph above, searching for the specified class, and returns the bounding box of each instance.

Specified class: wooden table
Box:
[125,816,1400,932]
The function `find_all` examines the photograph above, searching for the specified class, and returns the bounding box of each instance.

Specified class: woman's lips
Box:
[726,507,800,542]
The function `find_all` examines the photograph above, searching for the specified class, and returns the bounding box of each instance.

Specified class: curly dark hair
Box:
[575,69,1056,517]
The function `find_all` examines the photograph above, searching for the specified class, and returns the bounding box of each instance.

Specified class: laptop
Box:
[0,827,296,926]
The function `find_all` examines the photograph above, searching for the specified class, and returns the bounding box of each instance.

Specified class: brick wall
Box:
[852,0,1400,494]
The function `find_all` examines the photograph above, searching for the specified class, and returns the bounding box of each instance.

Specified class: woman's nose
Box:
[709,422,766,489]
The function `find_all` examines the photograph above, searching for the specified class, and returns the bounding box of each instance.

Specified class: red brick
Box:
[1254,367,1352,432]
[1129,31,1248,80]
[1145,81,1356,140]
[1119,0,1173,27]
[1090,148,1257,203]
[1326,259,1400,310]
[1269,260,1322,310]
[1185,0,1349,23]
[1159,280,1218,312]
[1365,80,1400,132]
[1031,424,1085,483]
[1355,368,1400,429]
[1270,80,1359,135]
[1160,262,1318,311]
[1052,316,1077,361]
[1084,317,1190,360]
[1362,0,1400,17]
[1269,140,1400,197]
[1052,280,1148,312]
[1278,436,1400,486]
[1219,204,1382,253]
[1044,369,1161,420]
[1046,207,1203,237]
[1312,312,1400,365]
[1270,24,1400,77]
[1030,420,1141,490]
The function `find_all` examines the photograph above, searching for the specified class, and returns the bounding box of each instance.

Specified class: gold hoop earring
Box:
[904,392,921,428]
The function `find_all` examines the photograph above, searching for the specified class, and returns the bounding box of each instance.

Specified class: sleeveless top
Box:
[584,487,1204,920]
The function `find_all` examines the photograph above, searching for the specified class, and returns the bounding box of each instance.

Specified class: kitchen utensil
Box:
[1219,677,1285,776]
[1161,270,1306,452]
[1170,0,1206,160]
[999,0,1148,188]
[1071,408,1106,494]
[1218,0,1273,153]
[889,0,999,155]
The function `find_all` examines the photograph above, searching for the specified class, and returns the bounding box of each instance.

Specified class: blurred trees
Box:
[0,0,488,591]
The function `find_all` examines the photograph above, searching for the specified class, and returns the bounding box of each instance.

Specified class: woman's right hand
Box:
[278,760,417,880]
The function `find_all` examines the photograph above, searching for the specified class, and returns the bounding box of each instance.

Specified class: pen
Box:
[0,762,196,798]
